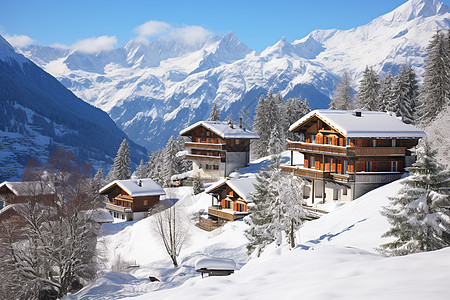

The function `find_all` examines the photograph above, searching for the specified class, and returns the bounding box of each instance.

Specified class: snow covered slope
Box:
[19,0,450,152]
[0,35,147,181]
[66,159,449,299]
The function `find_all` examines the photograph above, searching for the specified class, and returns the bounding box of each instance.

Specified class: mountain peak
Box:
[381,0,450,24]
[0,34,28,64]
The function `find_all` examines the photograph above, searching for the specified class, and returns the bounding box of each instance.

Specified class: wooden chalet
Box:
[283,109,426,203]
[180,120,259,179]
[205,176,257,221]
[100,178,165,221]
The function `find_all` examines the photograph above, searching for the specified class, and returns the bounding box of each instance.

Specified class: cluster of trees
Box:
[330,30,450,126]
[102,137,191,188]
[245,156,306,256]
[252,91,310,159]
[0,149,105,299]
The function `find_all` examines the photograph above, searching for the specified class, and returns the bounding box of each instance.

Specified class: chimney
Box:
[239,117,243,129]
[352,109,362,117]
[138,180,142,187]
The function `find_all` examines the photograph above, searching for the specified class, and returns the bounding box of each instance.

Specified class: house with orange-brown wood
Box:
[205,175,257,221]
[282,109,425,204]
[180,120,259,179]
[100,178,165,221]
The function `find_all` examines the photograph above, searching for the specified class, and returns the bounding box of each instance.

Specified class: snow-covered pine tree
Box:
[145,149,165,186]
[425,105,450,168]
[417,30,450,123]
[162,136,177,186]
[330,71,354,110]
[380,139,450,256]
[192,176,204,195]
[252,92,270,158]
[245,157,278,256]
[208,101,221,121]
[378,72,394,112]
[111,138,131,181]
[285,96,311,140]
[391,66,418,124]
[357,66,380,111]
[134,159,145,178]
[176,135,192,173]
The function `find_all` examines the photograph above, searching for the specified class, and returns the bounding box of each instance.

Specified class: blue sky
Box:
[1,0,448,52]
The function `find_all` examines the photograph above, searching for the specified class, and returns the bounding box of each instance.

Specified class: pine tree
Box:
[357,66,380,111]
[380,139,450,256]
[111,139,131,181]
[391,66,419,124]
[134,159,145,178]
[208,101,220,121]
[418,30,450,123]
[285,96,311,140]
[145,149,165,186]
[162,136,177,186]
[330,71,354,110]
[378,73,394,112]
[252,92,270,158]
[192,176,204,195]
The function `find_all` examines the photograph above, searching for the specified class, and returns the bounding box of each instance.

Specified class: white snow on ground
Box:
[65,154,450,300]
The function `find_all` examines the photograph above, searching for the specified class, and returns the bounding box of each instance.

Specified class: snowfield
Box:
[65,155,450,299]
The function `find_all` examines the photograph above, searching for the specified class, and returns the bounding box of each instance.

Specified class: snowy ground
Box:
[65,154,450,299]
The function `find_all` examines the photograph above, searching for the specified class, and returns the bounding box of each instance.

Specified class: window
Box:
[365,161,373,172]
[391,161,398,172]
[330,158,334,172]
[344,160,348,174]
[311,134,316,144]
[392,139,396,147]
[236,139,240,145]
[143,200,148,206]
[328,137,333,145]
[206,131,210,137]
[213,165,219,170]
[346,138,350,146]
[310,156,315,169]
[343,188,348,196]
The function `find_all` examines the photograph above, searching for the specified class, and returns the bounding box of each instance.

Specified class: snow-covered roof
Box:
[289,110,426,138]
[180,121,259,139]
[195,257,236,270]
[99,178,166,197]
[0,181,54,196]
[206,177,258,203]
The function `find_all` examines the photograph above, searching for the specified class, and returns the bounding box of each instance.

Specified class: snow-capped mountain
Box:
[0,35,147,181]
[18,0,450,153]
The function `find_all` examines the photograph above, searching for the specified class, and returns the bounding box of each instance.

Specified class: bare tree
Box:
[153,205,190,267]
[0,149,101,299]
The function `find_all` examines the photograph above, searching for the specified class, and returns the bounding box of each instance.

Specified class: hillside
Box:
[0,35,147,181]
[19,0,450,152]
[65,154,450,299]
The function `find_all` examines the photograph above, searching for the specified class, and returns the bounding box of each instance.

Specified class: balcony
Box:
[288,141,406,157]
[208,206,248,221]
[281,165,353,182]
[106,203,133,213]
[185,142,226,151]
[185,154,226,163]
[288,141,347,156]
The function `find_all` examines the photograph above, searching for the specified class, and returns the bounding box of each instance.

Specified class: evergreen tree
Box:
[192,176,204,195]
[330,71,354,110]
[252,92,270,158]
[110,139,131,181]
[162,136,178,186]
[391,66,418,124]
[357,66,380,111]
[380,139,450,256]
[134,159,145,178]
[418,30,450,123]
[285,96,311,140]
[378,72,394,112]
[145,149,165,186]
[208,101,220,121]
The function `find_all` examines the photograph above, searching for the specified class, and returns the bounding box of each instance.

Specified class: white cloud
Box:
[71,35,117,54]
[50,43,70,49]
[170,25,212,46]
[134,20,171,38]
[4,34,34,48]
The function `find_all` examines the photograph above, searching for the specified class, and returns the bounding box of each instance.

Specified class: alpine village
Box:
[0,0,449,299]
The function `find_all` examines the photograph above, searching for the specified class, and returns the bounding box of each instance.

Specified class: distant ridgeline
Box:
[0,35,147,181]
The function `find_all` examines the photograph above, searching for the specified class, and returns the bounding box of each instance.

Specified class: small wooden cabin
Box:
[100,178,165,221]
[180,121,259,179]
[205,176,257,221]
[283,109,426,203]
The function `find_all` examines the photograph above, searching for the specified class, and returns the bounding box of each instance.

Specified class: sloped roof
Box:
[99,178,165,197]
[0,181,54,196]
[289,110,426,138]
[206,177,258,202]
[180,121,259,139]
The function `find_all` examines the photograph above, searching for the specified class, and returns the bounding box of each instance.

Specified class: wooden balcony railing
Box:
[281,165,354,182]
[106,203,133,213]
[185,154,226,163]
[185,142,226,151]
[288,141,406,157]
[288,141,347,156]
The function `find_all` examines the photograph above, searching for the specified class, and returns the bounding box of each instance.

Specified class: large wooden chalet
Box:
[205,176,257,221]
[100,178,165,221]
[180,121,259,179]
[282,110,426,203]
